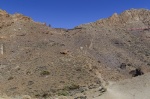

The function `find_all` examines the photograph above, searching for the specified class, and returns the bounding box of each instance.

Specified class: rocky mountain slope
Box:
[0,9,150,98]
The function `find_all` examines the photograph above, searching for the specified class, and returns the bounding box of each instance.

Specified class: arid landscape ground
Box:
[0,9,150,99]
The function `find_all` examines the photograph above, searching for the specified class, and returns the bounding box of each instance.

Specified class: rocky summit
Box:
[0,9,150,99]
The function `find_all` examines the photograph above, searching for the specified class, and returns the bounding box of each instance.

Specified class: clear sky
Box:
[0,0,150,29]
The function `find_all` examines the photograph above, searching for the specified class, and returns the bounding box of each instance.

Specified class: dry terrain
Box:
[0,9,150,99]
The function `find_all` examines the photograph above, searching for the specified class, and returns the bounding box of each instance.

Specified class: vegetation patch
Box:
[64,84,80,90]
[57,90,69,96]
[40,71,50,76]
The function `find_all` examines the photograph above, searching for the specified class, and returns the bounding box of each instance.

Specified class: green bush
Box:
[40,71,50,76]
[64,84,80,90]
[57,90,69,96]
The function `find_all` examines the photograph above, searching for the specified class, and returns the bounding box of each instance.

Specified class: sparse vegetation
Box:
[68,84,80,90]
[57,90,69,96]
[147,63,150,66]
[8,76,14,80]
[40,71,50,76]
[145,51,150,56]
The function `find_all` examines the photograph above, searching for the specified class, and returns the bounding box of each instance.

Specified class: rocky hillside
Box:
[78,8,150,28]
[0,9,150,98]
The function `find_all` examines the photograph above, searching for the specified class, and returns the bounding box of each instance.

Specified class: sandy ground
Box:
[94,73,150,99]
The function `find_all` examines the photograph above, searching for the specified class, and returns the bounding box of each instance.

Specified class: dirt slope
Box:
[0,9,150,98]
[95,73,150,99]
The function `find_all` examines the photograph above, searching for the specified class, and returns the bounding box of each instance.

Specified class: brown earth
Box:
[0,9,150,98]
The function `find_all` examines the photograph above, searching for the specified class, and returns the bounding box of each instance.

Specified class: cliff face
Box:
[0,9,150,98]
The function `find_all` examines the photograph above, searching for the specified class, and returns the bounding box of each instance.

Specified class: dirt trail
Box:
[94,73,150,99]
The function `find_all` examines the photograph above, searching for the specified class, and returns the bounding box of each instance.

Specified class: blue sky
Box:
[0,0,150,29]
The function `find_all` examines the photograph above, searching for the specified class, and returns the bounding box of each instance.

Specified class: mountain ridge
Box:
[76,9,150,30]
